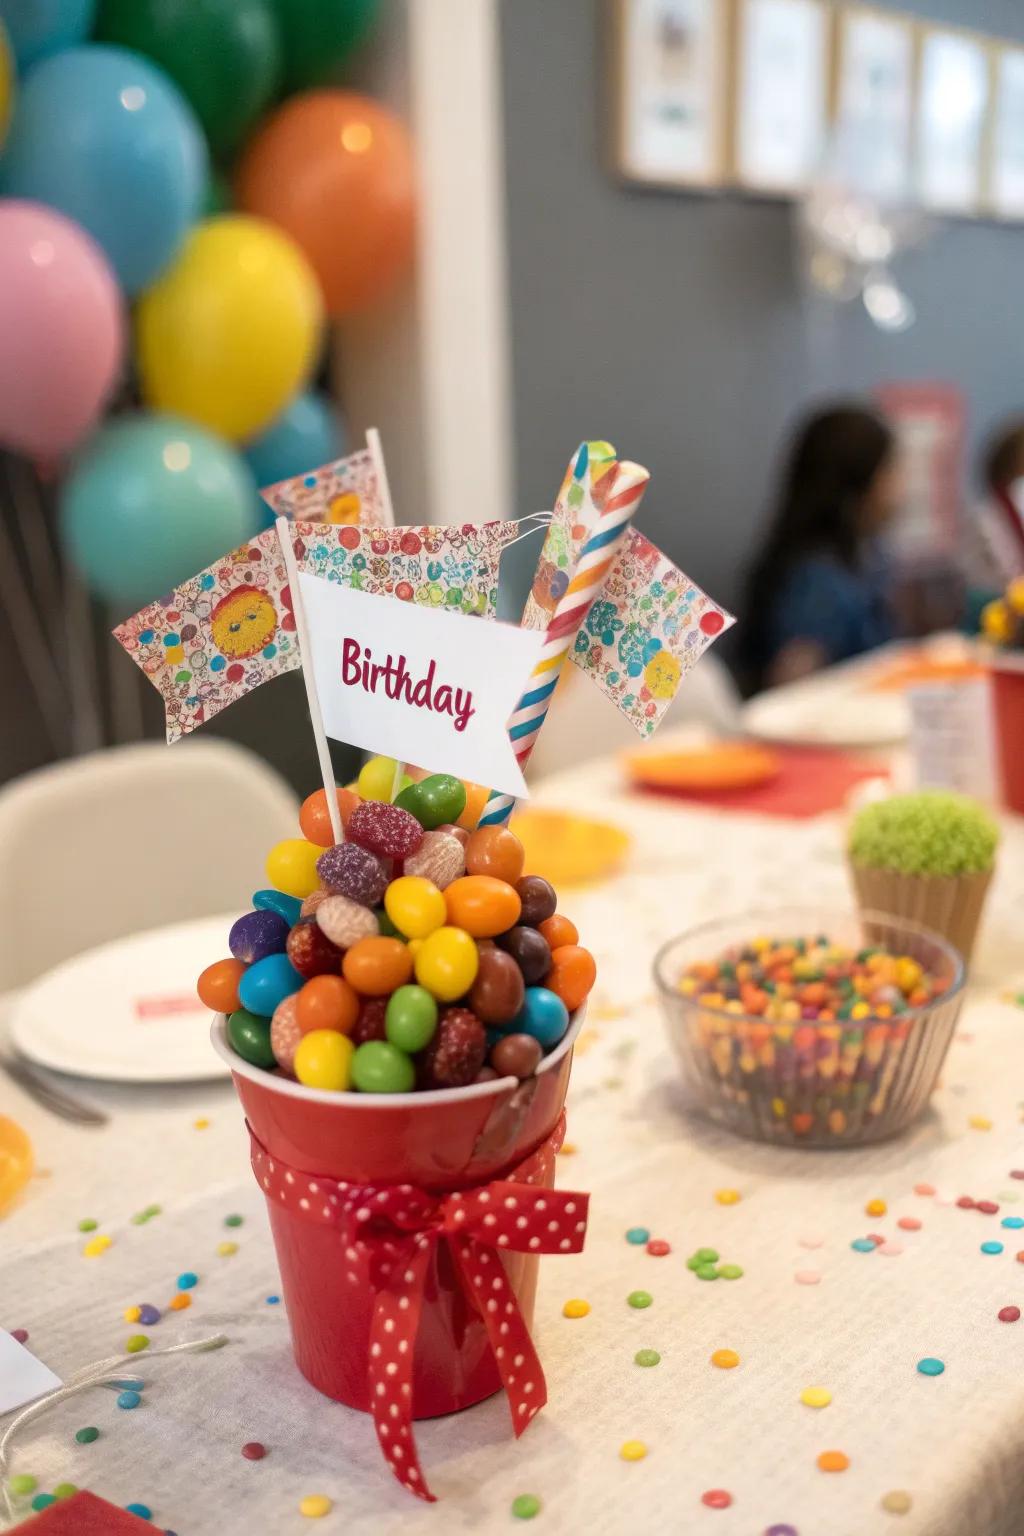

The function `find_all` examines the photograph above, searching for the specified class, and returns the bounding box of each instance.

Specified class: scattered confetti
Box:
[10,1328,27,1344]
[711,1348,740,1370]
[242,1442,267,1460]
[225,1214,244,1228]
[266,1295,280,1304]
[75,1427,99,1444]
[562,1298,590,1318]
[217,1241,239,1257]
[193,1118,210,1130]
[897,1217,921,1231]
[511,1494,542,1519]
[715,1189,741,1205]
[800,1387,831,1408]
[77,1218,98,1232]
[695,1265,719,1280]
[9,1475,37,1497]
[125,1503,151,1520]
[130,1205,161,1226]
[719,1263,744,1280]
[878,1241,904,1257]
[123,1307,141,1324]
[865,1198,887,1217]
[645,1239,670,1257]
[625,1227,650,1245]
[299,1494,333,1518]
[795,1270,822,1285]
[627,1290,652,1310]
[82,1235,112,1258]
[998,1306,1020,1322]
[634,1349,660,1367]
[556,1142,577,1156]
[117,1391,141,1410]
[765,1526,799,1536]
[702,1489,733,1509]
[619,1440,647,1461]
[851,1238,876,1253]
[125,1335,149,1354]
[1002,1217,1024,1229]
[138,1305,161,1326]
[969,1115,992,1131]
[976,1201,1000,1215]
[913,1183,935,1197]
[31,1495,55,1512]
[981,1241,1005,1255]
[816,1450,849,1472]
[881,1491,913,1515]
[917,1358,945,1376]
[177,1272,199,1290]
[169,1293,191,1312]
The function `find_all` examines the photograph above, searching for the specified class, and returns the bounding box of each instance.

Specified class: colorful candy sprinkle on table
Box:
[764,1526,799,1536]
[715,1189,741,1205]
[878,1241,904,1257]
[817,1451,849,1472]
[225,1214,244,1227]
[1002,1217,1024,1229]
[711,1348,740,1369]
[125,1334,149,1353]
[695,1264,719,1280]
[897,1217,921,1231]
[800,1386,831,1408]
[625,1227,649,1245]
[125,1503,151,1519]
[969,1115,992,1130]
[634,1349,660,1367]
[54,1483,77,1497]
[169,1294,191,1311]
[242,1442,267,1460]
[117,1391,141,1409]
[511,1494,542,1519]
[299,1495,333,1518]
[10,1328,27,1343]
[718,1263,744,1279]
[881,1491,913,1515]
[77,1218,98,1232]
[176,1272,198,1290]
[981,1241,1005,1255]
[562,1298,590,1318]
[123,1306,142,1323]
[9,1475,36,1496]
[977,1201,999,1215]
[795,1270,821,1285]
[31,1495,55,1512]
[865,1198,887,1216]
[138,1305,161,1326]
[619,1440,647,1461]
[851,1238,876,1252]
[645,1239,670,1257]
[557,1142,577,1155]
[917,1358,945,1376]
[75,1427,99,1443]
[914,1183,935,1196]
[193,1118,209,1130]
[627,1290,652,1309]
[217,1241,239,1257]
[266,1295,280,1304]
[956,1196,975,1209]
[82,1235,112,1257]
[701,1489,733,1509]
[998,1306,1020,1322]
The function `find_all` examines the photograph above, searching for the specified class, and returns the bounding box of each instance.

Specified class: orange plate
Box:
[509,809,631,887]
[624,741,781,793]
[865,656,985,692]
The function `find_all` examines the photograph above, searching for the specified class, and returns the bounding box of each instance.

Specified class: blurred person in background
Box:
[741,404,901,693]
[969,419,1024,604]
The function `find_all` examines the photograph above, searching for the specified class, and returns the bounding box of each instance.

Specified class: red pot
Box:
[211,1009,582,1419]
[990,657,1024,814]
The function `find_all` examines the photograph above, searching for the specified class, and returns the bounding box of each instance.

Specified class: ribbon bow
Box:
[250,1119,588,1501]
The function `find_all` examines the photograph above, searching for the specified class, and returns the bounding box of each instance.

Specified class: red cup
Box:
[990,658,1024,813]
[212,1009,582,1418]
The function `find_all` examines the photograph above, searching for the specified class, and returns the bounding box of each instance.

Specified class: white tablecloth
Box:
[4,761,1024,1536]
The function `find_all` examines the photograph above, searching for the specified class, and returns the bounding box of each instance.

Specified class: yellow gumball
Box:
[357,755,399,802]
[0,19,13,150]
[414,926,479,1003]
[136,215,323,442]
[266,838,322,899]
[294,1030,354,1091]
[385,876,446,940]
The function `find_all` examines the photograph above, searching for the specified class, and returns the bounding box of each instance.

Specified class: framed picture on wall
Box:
[610,0,729,188]
[915,27,990,215]
[833,5,916,203]
[989,46,1024,220]
[734,0,830,194]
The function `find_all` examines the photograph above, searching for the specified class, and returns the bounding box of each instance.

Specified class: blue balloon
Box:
[1,45,207,293]
[0,0,96,71]
[245,391,346,497]
[60,413,261,609]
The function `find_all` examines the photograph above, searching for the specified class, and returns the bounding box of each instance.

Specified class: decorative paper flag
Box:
[297,574,542,798]
[571,527,735,736]
[260,445,387,526]
[521,440,618,631]
[113,521,519,743]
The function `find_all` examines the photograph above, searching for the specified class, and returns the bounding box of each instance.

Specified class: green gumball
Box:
[352,1039,415,1094]
[395,774,467,830]
[385,985,437,1053]
[228,1008,276,1069]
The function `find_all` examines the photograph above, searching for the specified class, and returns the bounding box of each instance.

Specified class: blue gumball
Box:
[60,413,261,609]
[513,987,569,1049]
[252,889,302,927]
[245,391,346,498]
[0,0,96,71]
[238,952,304,1018]
[1,45,206,293]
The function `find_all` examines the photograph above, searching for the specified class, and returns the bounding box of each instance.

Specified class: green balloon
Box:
[95,0,281,156]
[269,0,379,90]
[228,1008,276,1069]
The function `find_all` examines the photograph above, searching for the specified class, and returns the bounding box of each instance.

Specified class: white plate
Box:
[9,915,236,1083]
[741,680,910,747]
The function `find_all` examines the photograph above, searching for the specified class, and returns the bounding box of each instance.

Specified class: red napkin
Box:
[14,1491,154,1533]
[634,745,888,819]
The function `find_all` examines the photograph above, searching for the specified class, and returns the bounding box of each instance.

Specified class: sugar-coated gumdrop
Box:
[253,889,302,926]
[498,925,552,985]
[538,914,578,950]
[384,876,447,939]
[414,926,480,1002]
[265,839,323,900]
[444,875,521,938]
[352,996,387,1045]
[293,1029,354,1091]
[286,921,342,978]
[516,875,557,927]
[418,1007,487,1088]
[469,948,525,1025]
[545,945,596,1012]
[228,1008,276,1069]
[197,957,246,1014]
[386,985,438,1053]
[438,823,470,848]
[464,826,526,884]
[237,953,304,1017]
[315,894,379,949]
[342,936,414,996]
[348,801,424,860]
[513,987,569,1048]
[299,786,359,846]
[270,995,301,1073]
[316,842,388,906]
[229,910,289,964]
[357,755,401,803]
[296,975,360,1036]
[396,774,467,830]
[489,1032,543,1080]
[352,1039,416,1093]
[403,830,466,890]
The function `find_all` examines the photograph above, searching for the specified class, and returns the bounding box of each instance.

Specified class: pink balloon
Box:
[0,200,124,458]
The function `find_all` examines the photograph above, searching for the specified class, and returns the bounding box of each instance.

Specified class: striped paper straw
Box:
[479,447,650,827]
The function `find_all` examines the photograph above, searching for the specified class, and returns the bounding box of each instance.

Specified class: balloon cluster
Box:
[0,0,415,607]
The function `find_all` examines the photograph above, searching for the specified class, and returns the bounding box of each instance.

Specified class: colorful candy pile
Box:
[199,757,596,1093]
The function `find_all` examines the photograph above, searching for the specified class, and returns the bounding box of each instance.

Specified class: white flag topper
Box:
[297,573,543,799]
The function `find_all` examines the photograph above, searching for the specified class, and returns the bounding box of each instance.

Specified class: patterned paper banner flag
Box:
[113,521,519,743]
[260,441,389,527]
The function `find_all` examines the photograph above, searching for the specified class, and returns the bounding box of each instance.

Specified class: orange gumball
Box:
[444,876,521,938]
[296,975,360,1036]
[236,92,416,318]
[464,826,526,885]
[538,914,579,950]
[342,936,413,997]
[545,945,597,1012]
[299,786,360,846]
[197,957,246,1013]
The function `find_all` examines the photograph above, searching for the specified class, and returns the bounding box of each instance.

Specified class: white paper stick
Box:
[276,517,344,845]
[367,426,396,528]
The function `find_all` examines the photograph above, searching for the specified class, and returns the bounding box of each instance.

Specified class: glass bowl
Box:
[653,907,966,1148]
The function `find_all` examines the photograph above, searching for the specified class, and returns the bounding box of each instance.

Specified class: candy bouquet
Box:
[115,437,732,1500]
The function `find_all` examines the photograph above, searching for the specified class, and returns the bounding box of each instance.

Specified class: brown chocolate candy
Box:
[515,875,557,927]
[489,1032,543,1080]
[469,947,525,1025]
[498,924,551,985]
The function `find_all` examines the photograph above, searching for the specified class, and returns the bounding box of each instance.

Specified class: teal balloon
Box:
[0,0,96,72]
[245,391,346,498]
[61,414,261,609]
[1,46,207,294]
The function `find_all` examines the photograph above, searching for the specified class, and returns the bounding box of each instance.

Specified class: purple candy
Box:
[229,910,289,965]
[137,1304,161,1326]
[316,842,388,906]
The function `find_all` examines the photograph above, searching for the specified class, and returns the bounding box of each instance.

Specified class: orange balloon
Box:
[296,975,360,1036]
[236,91,416,318]
[197,957,246,1013]
[299,786,360,846]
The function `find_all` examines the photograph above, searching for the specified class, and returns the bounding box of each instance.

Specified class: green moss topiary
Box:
[849,792,999,878]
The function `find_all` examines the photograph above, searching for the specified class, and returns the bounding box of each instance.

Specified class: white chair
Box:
[0,739,299,991]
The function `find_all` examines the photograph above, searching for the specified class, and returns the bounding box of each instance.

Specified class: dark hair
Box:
[741,405,894,678]
[983,419,1024,493]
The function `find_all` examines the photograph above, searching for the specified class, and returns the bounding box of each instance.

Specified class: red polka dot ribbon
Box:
[250,1117,587,1502]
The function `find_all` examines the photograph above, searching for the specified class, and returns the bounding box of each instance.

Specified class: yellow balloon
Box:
[0,19,13,150]
[136,215,323,442]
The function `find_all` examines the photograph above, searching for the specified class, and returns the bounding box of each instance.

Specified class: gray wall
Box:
[499,0,1024,616]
